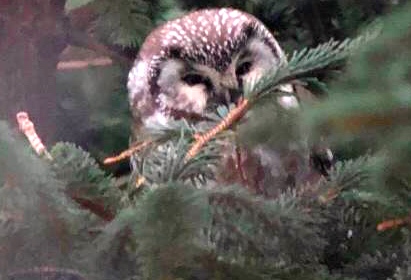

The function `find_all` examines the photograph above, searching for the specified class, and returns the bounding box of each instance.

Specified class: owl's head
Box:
[128,8,290,128]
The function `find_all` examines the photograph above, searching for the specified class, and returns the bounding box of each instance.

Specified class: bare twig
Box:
[104,140,153,165]
[185,98,250,160]
[57,57,113,70]
[377,215,411,232]
[16,112,53,160]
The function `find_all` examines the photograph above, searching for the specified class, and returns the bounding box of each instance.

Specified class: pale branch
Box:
[57,57,113,70]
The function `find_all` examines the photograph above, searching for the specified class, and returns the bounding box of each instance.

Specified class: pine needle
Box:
[245,29,380,100]
[185,98,250,160]
[103,140,153,164]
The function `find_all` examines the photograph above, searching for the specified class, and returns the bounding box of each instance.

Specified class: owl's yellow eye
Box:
[236,61,252,76]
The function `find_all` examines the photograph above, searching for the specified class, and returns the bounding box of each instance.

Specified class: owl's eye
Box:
[182,74,206,85]
[182,74,213,90]
[236,61,252,76]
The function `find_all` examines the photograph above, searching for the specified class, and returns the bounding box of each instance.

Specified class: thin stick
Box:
[377,216,411,232]
[57,57,113,70]
[103,140,152,165]
[16,112,53,160]
[135,176,146,189]
[185,98,250,160]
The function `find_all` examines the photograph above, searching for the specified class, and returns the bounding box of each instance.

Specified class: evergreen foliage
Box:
[0,123,91,276]
[68,0,183,47]
[2,1,411,279]
[51,142,123,216]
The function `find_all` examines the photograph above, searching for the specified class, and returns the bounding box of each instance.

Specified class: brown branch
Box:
[185,98,250,160]
[57,57,112,70]
[66,189,115,221]
[104,140,153,165]
[377,215,411,232]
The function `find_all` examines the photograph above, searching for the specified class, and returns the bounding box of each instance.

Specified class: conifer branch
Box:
[247,30,379,100]
[66,189,115,221]
[210,192,279,230]
[104,139,153,164]
[183,33,378,159]
[212,211,265,256]
[185,98,250,160]
[318,156,376,203]
[50,142,121,221]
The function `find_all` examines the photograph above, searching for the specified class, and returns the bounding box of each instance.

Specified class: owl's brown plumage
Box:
[127,8,288,129]
[127,8,332,194]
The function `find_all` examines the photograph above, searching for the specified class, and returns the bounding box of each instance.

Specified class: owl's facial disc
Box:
[156,59,210,115]
[235,38,279,85]
[184,38,276,108]
[213,37,279,105]
[154,36,281,118]
[128,8,295,128]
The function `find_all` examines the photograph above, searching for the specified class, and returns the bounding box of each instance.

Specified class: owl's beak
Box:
[221,74,239,91]
[220,71,241,105]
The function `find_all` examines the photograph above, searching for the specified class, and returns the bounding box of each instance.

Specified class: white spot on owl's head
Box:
[229,10,240,18]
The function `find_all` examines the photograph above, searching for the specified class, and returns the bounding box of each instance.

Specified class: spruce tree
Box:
[1,1,411,280]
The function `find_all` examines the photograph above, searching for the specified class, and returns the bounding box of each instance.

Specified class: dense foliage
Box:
[1,0,411,279]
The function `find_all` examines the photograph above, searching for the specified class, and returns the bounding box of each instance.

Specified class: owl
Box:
[127,8,296,130]
[127,8,331,195]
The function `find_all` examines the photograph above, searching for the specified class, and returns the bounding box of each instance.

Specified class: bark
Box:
[0,0,68,144]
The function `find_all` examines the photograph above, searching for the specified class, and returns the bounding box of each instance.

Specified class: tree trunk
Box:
[0,0,67,144]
